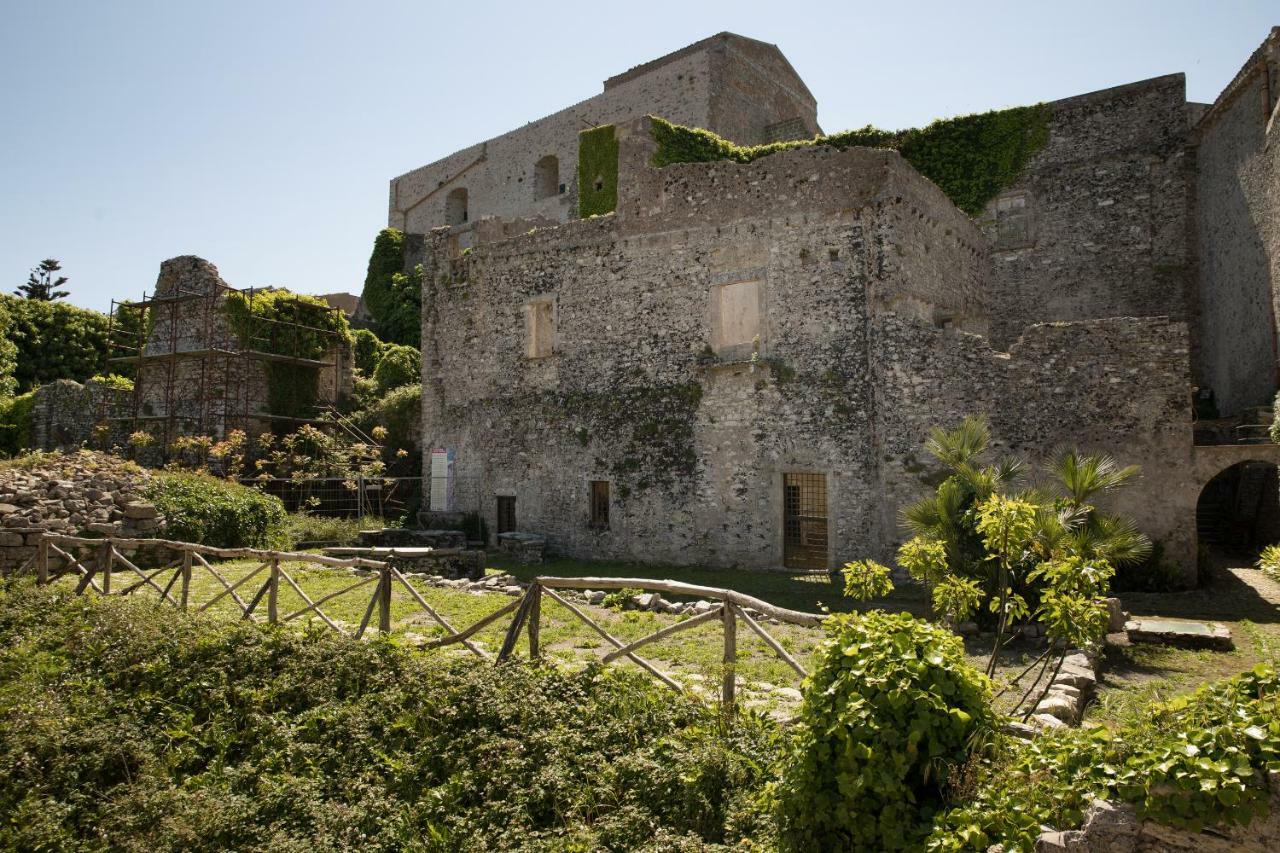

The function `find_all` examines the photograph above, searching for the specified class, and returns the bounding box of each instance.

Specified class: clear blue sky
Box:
[1,0,1274,313]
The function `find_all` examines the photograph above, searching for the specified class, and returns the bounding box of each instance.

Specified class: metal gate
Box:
[783,472,828,570]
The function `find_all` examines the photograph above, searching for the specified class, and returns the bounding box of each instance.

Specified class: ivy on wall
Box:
[649,104,1051,215]
[220,289,353,421]
[561,378,703,495]
[577,125,619,218]
[361,228,421,347]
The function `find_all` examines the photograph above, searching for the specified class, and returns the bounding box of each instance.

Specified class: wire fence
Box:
[242,477,423,519]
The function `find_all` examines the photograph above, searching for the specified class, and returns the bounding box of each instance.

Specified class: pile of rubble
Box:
[0,451,165,574]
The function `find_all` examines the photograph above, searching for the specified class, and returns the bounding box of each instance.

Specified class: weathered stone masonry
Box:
[412,119,1192,575]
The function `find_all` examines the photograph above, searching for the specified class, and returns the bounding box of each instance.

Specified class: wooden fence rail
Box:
[28,533,826,707]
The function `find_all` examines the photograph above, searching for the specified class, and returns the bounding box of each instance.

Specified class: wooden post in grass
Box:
[378,564,392,634]
[36,535,48,585]
[267,558,279,623]
[97,541,112,595]
[180,551,192,611]
[722,603,737,710]
[527,583,541,659]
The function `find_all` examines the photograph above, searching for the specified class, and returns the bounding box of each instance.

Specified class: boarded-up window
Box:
[524,297,555,359]
[496,495,516,535]
[995,193,1032,247]
[712,280,761,355]
[589,480,610,529]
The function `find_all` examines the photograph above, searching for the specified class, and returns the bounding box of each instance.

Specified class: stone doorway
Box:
[496,495,516,537]
[1195,460,1280,559]
[783,472,828,570]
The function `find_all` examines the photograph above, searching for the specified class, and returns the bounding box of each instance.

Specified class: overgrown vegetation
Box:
[221,288,353,420]
[372,343,420,396]
[0,392,36,458]
[0,584,778,851]
[775,610,997,851]
[648,104,1051,215]
[0,300,18,398]
[577,124,619,218]
[143,470,287,549]
[1260,544,1280,584]
[361,228,422,347]
[0,294,111,393]
[927,663,1280,850]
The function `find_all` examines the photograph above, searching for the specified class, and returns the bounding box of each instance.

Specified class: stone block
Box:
[122,502,159,520]
[0,532,25,547]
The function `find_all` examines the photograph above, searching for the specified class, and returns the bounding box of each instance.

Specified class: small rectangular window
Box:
[589,480,610,529]
[496,496,516,535]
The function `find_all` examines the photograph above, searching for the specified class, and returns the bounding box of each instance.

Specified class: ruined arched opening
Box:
[1195,460,1280,560]
[533,155,559,200]
[445,187,469,226]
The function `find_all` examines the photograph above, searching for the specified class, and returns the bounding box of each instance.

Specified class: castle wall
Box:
[981,75,1195,348]
[415,137,1201,579]
[390,34,818,233]
[1193,29,1280,417]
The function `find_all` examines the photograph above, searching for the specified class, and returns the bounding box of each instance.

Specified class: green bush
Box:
[927,664,1280,850]
[279,513,401,548]
[0,301,18,397]
[648,104,1050,216]
[143,471,287,548]
[353,328,386,375]
[1259,544,1280,584]
[0,295,111,393]
[360,383,420,454]
[0,392,37,457]
[0,584,777,850]
[88,373,134,392]
[372,344,420,396]
[361,229,421,347]
[776,610,996,851]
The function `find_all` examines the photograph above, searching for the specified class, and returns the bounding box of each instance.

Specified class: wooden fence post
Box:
[267,559,279,623]
[722,602,737,711]
[98,541,113,595]
[180,551,192,611]
[36,535,48,585]
[527,584,541,659]
[378,564,392,634]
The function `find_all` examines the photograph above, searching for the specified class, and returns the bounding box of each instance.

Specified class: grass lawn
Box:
[51,546,1280,722]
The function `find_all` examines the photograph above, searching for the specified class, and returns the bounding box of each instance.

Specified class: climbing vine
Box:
[561,378,703,495]
[649,104,1050,215]
[577,125,619,218]
[220,289,352,420]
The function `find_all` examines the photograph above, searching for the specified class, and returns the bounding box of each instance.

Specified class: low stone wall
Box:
[1037,776,1280,851]
[30,378,132,451]
[0,452,164,575]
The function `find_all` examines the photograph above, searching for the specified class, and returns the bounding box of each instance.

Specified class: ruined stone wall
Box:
[31,378,132,451]
[981,75,1195,348]
[390,34,816,233]
[1193,28,1280,417]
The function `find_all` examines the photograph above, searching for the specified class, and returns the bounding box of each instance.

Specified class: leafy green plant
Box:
[602,587,643,610]
[0,584,777,850]
[0,294,112,393]
[143,470,287,548]
[353,328,386,375]
[926,663,1280,850]
[776,610,996,851]
[1259,544,1280,584]
[841,558,893,601]
[0,300,18,397]
[0,391,36,457]
[578,124,619,218]
[87,373,134,392]
[361,229,421,346]
[372,343,420,395]
[648,104,1050,215]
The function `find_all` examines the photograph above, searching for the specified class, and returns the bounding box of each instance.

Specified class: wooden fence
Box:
[26,533,826,707]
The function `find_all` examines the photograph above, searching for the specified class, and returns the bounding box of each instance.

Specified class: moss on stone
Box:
[577,125,619,218]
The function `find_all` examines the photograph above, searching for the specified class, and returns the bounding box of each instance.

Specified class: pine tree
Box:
[15,259,70,301]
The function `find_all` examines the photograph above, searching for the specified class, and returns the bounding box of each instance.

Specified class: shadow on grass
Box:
[487,553,931,616]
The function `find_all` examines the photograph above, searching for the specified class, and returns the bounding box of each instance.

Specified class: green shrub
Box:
[0,300,18,397]
[776,610,996,851]
[279,513,401,548]
[88,373,134,392]
[0,392,37,457]
[143,471,287,548]
[0,295,111,393]
[372,344,420,396]
[353,328,386,375]
[648,104,1050,216]
[361,229,421,346]
[360,383,420,456]
[578,124,619,217]
[927,664,1280,850]
[0,584,777,850]
[1259,544,1280,584]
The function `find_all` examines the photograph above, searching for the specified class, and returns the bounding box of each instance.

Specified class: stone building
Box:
[399,28,1280,585]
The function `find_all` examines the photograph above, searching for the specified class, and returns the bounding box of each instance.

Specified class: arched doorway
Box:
[1195,460,1280,559]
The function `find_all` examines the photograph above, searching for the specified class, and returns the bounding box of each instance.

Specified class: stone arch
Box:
[533,155,559,200]
[445,187,468,226]
[1195,458,1280,559]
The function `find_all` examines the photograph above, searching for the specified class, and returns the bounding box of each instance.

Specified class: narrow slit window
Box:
[589,480,610,529]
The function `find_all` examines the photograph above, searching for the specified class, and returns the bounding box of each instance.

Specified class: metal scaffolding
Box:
[104,282,349,454]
